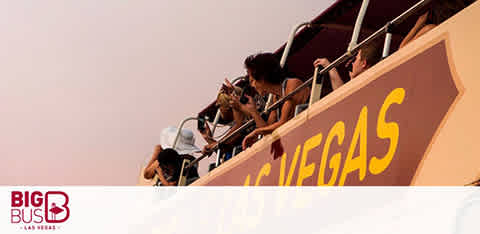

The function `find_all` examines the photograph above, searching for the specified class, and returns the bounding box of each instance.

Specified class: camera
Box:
[239,77,256,104]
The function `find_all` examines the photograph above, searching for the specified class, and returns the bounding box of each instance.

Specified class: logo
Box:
[10,191,70,231]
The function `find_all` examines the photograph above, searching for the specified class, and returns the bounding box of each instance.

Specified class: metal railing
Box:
[265,22,311,110]
[185,0,433,170]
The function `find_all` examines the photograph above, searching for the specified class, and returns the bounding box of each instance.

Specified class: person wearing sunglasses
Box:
[313,40,382,90]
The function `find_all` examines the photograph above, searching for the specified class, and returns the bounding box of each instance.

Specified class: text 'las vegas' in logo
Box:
[10,191,70,231]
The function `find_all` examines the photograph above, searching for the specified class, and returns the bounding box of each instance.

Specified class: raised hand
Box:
[313,58,331,68]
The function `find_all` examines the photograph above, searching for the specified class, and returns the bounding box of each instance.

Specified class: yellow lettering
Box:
[278,145,301,186]
[244,174,251,186]
[318,121,344,186]
[339,106,368,186]
[297,133,322,185]
[369,88,405,174]
[255,163,271,186]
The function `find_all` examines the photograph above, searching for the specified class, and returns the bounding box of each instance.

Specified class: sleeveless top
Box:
[276,78,309,121]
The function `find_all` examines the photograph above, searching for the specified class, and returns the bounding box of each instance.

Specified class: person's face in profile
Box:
[248,71,267,96]
[350,49,368,79]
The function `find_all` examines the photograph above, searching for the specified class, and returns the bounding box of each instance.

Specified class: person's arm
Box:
[411,24,436,41]
[242,79,305,149]
[314,58,344,90]
[199,122,216,144]
[255,79,304,135]
[155,167,177,186]
[230,95,268,128]
[144,145,162,179]
[399,12,429,49]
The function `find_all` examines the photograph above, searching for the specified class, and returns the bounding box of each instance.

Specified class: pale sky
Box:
[0,0,335,185]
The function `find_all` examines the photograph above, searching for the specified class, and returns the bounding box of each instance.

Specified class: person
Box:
[313,40,382,90]
[232,53,310,149]
[144,146,181,186]
[200,79,247,154]
[144,126,200,186]
[399,0,470,49]
[200,78,263,161]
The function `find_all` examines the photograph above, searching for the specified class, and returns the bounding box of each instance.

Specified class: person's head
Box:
[349,41,382,79]
[430,0,467,25]
[216,85,242,121]
[159,126,200,155]
[244,53,285,95]
[156,148,181,178]
[216,93,234,120]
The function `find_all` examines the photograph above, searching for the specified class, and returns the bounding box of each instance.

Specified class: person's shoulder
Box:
[285,78,304,90]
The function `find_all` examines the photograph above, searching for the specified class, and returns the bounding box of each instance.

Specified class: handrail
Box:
[348,0,370,52]
[186,0,432,170]
[265,22,311,110]
[173,117,201,149]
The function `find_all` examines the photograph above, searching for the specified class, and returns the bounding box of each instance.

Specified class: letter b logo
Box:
[44,191,70,223]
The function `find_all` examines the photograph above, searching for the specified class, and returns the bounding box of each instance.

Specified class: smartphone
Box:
[197,116,206,132]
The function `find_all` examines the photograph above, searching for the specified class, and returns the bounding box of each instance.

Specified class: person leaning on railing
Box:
[230,53,310,150]
[399,0,472,49]
[199,78,257,159]
[313,40,382,90]
[144,127,200,186]
[144,146,199,186]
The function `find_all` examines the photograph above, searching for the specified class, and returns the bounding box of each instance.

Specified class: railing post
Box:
[210,111,221,134]
[185,0,434,173]
[173,117,198,149]
[348,0,370,52]
[265,22,311,110]
[382,22,394,59]
[308,66,322,106]
[215,148,222,167]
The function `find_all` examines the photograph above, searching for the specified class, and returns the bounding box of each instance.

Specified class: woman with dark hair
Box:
[231,53,310,149]
[399,0,470,49]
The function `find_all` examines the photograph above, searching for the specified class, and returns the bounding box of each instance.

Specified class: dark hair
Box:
[430,0,467,25]
[244,53,286,85]
[360,39,382,68]
[156,148,181,178]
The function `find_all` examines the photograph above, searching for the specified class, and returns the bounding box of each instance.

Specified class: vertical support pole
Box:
[211,110,221,134]
[382,22,394,59]
[348,0,370,52]
[173,117,197,149]
[382,33,392,58]
[215,148,222,167]
[265,22,310,110]
[308,66,324,107]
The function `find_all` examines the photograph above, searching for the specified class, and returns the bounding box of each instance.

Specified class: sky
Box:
[0,0,336,185]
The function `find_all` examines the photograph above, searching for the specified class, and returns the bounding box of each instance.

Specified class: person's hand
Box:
[414,12,429,29]
[152,160,159,168]
[224,78,234,92]
[230,94,256,116]
[313,58,330,68]
[219,78,235,94]
[153,145,162,155]
[202,141,217,156]
[199,122,214,143]
[155,166,177,186]
[242,129,260,150]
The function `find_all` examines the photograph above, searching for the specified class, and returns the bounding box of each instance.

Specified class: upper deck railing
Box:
[184,0,433,173]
